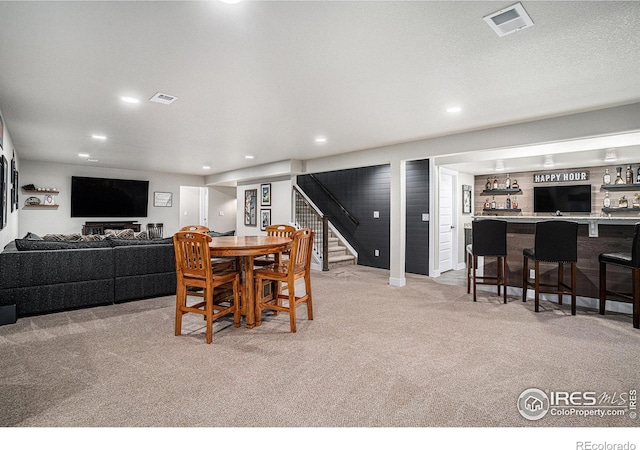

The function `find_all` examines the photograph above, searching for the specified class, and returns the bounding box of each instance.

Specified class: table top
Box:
[209,235,291,257]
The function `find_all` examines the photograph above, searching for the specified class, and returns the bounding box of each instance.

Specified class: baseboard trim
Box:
[389,277,406,287]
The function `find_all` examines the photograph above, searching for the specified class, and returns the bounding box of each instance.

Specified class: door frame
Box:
[434,166,459,276]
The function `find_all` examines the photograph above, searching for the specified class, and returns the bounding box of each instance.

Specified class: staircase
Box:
[293,188,357,270]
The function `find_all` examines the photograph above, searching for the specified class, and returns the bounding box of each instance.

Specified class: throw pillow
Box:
[104,229,135,239]
[22,232,43,240]
[80,234,105,241]
[43,233,82,242]
[134,230,148,240]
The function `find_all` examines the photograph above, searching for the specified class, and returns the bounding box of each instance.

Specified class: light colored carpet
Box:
[0,265,638,428]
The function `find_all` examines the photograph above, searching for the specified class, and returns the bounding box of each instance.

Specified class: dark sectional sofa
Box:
[0,230,234,319]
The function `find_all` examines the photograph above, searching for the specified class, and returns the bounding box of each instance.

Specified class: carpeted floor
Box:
[0,265,638,428]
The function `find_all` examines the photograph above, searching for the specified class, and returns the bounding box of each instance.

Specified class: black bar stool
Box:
[522,220,578,315]
[466,219,508,303]
[599,222,640,329]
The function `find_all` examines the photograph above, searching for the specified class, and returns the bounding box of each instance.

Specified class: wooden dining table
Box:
[209,235,291,329]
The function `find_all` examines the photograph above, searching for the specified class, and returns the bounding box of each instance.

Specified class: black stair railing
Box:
[309,174,359,226]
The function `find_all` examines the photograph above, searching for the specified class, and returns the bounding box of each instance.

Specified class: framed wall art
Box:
[260,209,271,231]
[0,113,4,151]
[153,192,172,207]
[462,185,472,214]
[0,155,6,229]
[261,183,271,206]
[244,189,257,226]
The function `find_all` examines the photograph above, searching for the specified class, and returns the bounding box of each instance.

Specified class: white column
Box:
[389,158,406,287]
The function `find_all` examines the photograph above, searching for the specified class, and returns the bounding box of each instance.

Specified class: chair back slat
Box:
[173,232,213,280]
[180,225,210,233]
[265,224,296,238]
[534,220,578,263]
[289,228,313,272]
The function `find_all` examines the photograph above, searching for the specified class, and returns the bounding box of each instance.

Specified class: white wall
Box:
[208,186,237,232]
[179,186,202,229]
[19,160,205,237]
[0,108,20,249]
[236,178,293,236]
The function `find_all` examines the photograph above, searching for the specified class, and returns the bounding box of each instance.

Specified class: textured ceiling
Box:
[0,1,639,176]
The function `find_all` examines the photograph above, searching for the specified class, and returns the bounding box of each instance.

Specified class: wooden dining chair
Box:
[180,225,209,233]
[173,231,241,344]
[179,225,237,270]
[254,224,297,267]
[254,228,314,333]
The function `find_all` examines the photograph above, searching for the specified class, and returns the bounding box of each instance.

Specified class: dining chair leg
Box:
[175,285,186,337]
[503,255,508,304]
[254,278,263,327]
[571,262,577,316]
[205,288,213,344]
[558,263,564,305]
[534,261,540,312]
[233,276,241,328]
[522,256,528,302]
[305,273,313,320]
[599,261,607,315]
[288,288,297,333]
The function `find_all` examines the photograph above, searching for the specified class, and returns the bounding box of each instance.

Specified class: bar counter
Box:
[471,214,639,302]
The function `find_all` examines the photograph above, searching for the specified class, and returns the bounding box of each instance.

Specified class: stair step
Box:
[328,254,355,263]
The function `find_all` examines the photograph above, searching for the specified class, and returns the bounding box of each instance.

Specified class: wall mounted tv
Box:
[533,184,592,213]
[71,176,149,218]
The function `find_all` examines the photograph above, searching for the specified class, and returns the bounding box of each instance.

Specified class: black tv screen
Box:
[534,184,592,213]
[71,176,149,217]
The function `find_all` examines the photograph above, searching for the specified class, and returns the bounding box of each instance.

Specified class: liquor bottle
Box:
[633,193,640,209]
[491,196,496,209]
[493,177,498,190]
[603,168,611,185]
[512,196,518,209]
[626,165,633,184]
[485,178,491,190]
[484,198,491,209]
[619,195,628,208]
[615,167,625,184]
[603,192,611,208]
[637,166,640,184]
[506,194,511,209]
[505,174,511,189]
[511,179,519,189]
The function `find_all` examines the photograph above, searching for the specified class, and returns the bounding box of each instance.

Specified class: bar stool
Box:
[599,222,640,329]
[466,219,508,303]
[522,220,578,315]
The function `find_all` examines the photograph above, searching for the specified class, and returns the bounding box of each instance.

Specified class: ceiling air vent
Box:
[149,92,178,105]
[484,3,534,37]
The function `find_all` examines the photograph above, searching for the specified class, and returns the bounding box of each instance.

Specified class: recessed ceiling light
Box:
[543,155,554,167]
[604,148,618,162]
[92,134,107,140]
[202,165,211,170]
[121,96,140,104]
[78,153,90,158]
[245,155,254,159]
[315,137,327,144]
[446,106,462,113]
[87,159,99,163]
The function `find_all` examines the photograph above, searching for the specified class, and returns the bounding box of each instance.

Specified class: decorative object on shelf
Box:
[21,184,35,191]
[619,195,628,208]
[25,196,41,206]
[633,193,640,209]
[492,177,498,190]
[506,193,512,209]
[260,183,271,206]
[260,209,271,231]
[244,189,257,226]
[485,178,491,190]
[153,192,172,207]
[626,165,633,184]
[484,198,491,209]
[511,179,519,189]
[603,168,611,185]
[490,196,496,209]
[603,191,611,208]
[505,174,511,189]
[462,185,471,214]
[637,166,640,184]
[512,195,518,209]
[615,167,624,184]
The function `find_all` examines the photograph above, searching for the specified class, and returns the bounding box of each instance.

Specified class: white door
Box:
[438,170,455,273]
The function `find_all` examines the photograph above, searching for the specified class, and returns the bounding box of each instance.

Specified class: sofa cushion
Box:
[108,237,173,247]
[208,230,236,237]
[15,239,112,251]
[43,233,82,241]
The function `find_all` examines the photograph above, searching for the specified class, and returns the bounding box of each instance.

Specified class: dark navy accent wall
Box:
[298,165,390,269]
[405,159,430,275]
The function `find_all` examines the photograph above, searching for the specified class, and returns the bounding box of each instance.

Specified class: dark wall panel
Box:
[405,159,430,275]
[298,165,390,269]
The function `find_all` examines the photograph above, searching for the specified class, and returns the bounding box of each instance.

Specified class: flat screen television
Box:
[71,176,149,217]
[533,184,592,213]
